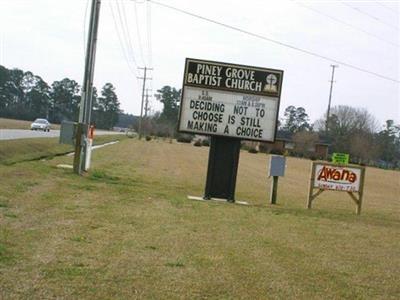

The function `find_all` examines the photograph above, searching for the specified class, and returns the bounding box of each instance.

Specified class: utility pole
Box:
[144,88,152,118]
[138,67,153,139]
[326,65,338,132]
[142,88,152,137]
[74,0,101,175]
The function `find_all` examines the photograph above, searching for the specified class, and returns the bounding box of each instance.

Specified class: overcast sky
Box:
[0,0,399,126]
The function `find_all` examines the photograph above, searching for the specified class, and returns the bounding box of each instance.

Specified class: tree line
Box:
[279,105,400,168]
[150,86,399,168]
[0,65,121,129]
[1,66,398,168]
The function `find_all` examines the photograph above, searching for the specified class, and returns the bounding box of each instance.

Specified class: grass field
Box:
[0,117,61,130]
[0,138,399,299]
[0,135,127,165]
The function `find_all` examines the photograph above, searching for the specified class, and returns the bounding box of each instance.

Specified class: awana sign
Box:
[313,163,362,192]
[308,162,366,214]
[178,58,284,142]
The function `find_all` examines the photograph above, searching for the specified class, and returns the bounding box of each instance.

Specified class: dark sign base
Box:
[204,136,241,202]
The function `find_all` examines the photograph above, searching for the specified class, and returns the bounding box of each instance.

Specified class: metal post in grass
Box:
[270,176,279,204]
[268,156,286,205]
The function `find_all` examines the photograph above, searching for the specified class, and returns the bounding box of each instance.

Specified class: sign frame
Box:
[307,161,366,214]
[178,58,284,143]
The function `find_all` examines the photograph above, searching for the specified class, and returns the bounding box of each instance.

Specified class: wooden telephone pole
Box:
[144,88,152,118]
[138,67,153,139]
[74,0,101,174]
[326,65,338,132]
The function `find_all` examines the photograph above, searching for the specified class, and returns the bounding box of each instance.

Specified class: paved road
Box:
[0,129,124,141]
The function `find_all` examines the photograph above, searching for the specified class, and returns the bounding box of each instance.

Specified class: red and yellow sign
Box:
[308,162,365,214]
[313,163,362,192]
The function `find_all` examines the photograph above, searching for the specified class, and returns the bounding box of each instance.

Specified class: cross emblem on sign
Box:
[265,74,278,92]
[266,74,277,85]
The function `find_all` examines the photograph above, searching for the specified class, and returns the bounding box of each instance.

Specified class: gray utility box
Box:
[59,121,77,145]
[268,155,286,177]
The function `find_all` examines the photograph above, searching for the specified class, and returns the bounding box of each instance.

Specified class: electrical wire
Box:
[111,0,144,105]
[375,1,399,15]
[116,0,140,69]
[146,0,153,68]
[149,0,399,84]
[293,1,398,47]
[135,0,154,114]
[342,2,399,31]
[109,0,139,77]
[133,1,146,66]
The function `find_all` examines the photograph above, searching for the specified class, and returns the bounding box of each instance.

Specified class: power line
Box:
[134,0,153,67]
[109,0,139,77]
[146,0,153,67]
[133,1,146,66]
[375,2,399,15]
[116,0,139,68]
[293,1,398,47]
[146,0,153,97]
[149,0,399,83]
[111,0,147,118]
[121,0,146,67]
[342,2,399,31]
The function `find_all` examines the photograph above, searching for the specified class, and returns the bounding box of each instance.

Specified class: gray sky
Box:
[0,0,399,126]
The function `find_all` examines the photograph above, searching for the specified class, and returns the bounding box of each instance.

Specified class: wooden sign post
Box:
[307,162,366,214]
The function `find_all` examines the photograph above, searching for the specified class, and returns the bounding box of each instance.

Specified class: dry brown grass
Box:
[0,135,127,165]
[0,118,60,129]
[0,138,399,299]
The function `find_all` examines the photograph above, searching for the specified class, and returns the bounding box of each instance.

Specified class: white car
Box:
[30,118,51,132]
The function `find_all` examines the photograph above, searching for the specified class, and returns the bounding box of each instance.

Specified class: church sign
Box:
[178,58,284,142]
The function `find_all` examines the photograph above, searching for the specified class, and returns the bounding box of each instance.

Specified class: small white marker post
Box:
[84,125,94,171]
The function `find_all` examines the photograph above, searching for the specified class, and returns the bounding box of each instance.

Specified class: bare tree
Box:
[292,130,319,157]
[350,132,379,164]
[313,105,379,161]
[314,105,378,134]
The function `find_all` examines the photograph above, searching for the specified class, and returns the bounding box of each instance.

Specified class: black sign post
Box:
[179,58,283,202]
[204,136,241,201]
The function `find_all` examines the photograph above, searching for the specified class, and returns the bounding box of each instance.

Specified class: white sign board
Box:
[313,163,362,192]
[178,58,284,142]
